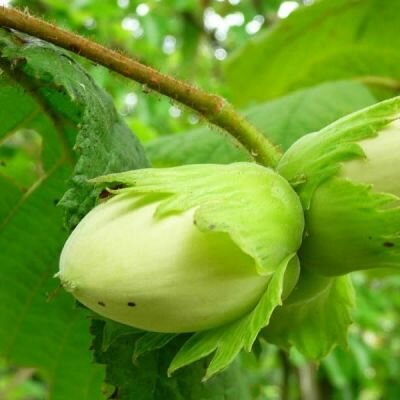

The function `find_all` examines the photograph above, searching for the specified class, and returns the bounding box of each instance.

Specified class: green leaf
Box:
[264,271,355,359]
[0,29,147,400]
[92,163,304,276]
[92,321,252,400]
[225,0,400,105]
[101,320,143,352]
[299,178,400,276]
[169,259,289,379]
[133,333,178,360]
[145,81,376,166]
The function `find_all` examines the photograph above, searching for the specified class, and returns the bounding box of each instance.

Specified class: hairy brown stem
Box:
[0,6,282,167]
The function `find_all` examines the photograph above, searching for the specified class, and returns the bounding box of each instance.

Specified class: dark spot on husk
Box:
[99,184,126,200]
[383,242,395,248]
[98,301,106,306]
[99,189,112,199]
[127,302,136,307]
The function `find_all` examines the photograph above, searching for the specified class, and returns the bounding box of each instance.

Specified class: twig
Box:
[279,349,291,400]
[298,362,320,400]
[0,6,282,167]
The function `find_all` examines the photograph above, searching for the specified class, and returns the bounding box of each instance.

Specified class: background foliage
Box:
[1,0,400,399]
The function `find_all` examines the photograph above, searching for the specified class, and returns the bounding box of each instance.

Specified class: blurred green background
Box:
[1,0,400,399]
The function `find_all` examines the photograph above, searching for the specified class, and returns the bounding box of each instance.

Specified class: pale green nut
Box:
[278,97,400,276]
[340,120,400,196]
[58,163,304,333]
